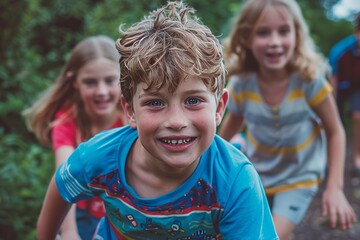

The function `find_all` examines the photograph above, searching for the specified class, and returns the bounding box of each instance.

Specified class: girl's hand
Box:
[322,187,357,229]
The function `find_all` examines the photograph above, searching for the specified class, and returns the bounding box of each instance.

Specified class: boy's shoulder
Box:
[69,126,136,177]
[78,125,136,158]
[211,135,252,171]
[88,124,134,143]
[205,135,261,199]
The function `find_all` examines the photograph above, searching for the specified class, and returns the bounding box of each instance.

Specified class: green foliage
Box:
[0,0,356,238]
[298,0,353,56]
[0,131,53,239]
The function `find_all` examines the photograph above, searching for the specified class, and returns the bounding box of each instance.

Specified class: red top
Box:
[52,108,124,218]
[337,48,360,90]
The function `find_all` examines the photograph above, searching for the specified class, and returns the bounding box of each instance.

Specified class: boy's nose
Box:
[165,106,187,130]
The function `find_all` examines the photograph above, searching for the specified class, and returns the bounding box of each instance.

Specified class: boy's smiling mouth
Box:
[160,137,194,145]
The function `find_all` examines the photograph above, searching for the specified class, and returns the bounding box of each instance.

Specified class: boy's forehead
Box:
[138,76,208,93]
[140,74,202,88]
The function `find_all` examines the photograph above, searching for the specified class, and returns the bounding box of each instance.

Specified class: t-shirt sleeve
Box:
[219,164,278,240]
[55,144,94,203]
[52,111,77,151]
[305,76,333,109]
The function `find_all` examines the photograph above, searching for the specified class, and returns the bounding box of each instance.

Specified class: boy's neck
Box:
[125,139,199,198]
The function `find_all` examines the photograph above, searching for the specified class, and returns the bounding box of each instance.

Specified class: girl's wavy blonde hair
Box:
[23,35,121,145]
[223,0,328,81]
[116,1,226,106]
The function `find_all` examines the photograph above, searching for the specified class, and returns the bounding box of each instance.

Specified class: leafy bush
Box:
[0,131,53,239]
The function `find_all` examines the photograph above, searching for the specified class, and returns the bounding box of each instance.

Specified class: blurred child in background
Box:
[328,13,360,177]
[219,0,357,239]
[24,35,126,239]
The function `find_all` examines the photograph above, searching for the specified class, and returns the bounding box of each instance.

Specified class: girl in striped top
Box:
[219,0,357,239]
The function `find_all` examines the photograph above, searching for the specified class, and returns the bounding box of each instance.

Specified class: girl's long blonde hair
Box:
[223,0,328,81]
[23,35,121,145]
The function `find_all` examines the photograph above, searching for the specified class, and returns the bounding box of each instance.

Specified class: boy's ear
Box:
[215,89,229,126]
[120,95,137,129]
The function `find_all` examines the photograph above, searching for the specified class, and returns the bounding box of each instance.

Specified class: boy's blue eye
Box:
[148,99,163,107]
[186,97,200,105]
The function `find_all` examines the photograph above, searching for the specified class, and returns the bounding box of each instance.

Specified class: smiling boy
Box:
[37,1,278,239]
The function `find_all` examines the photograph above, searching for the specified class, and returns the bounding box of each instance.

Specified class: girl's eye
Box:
[256,29,270,37]
[186,97,201,105]
[105,78,117,85]
[83,79,97,86]
[279,27,290,36]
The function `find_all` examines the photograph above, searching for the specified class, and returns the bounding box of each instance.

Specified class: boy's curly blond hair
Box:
[116,1,225,105]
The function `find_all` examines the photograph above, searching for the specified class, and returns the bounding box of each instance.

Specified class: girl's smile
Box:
[74,58,121,119]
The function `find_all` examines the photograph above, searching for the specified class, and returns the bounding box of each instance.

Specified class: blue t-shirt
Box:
[328,35,357,75]
[56,125,278,239]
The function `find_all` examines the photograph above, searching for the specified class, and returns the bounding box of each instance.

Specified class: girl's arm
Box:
[312,95,357,229]
[218,112,245,141]
[55,146,80,239]
[328,74,338,99]
[55,146,74,168]
[37,175,72,240]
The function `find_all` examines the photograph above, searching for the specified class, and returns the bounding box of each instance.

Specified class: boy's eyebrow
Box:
[138,91,160,99]
[138,89,210,99]
[183,89,210,95]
